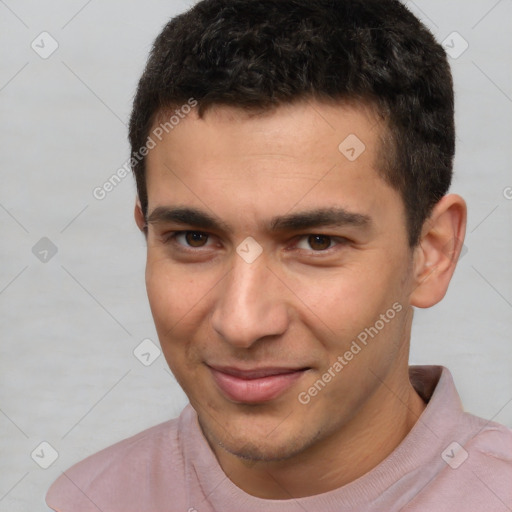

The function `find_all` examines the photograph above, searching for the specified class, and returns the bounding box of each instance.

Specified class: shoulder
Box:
[410,415,512,511]
[46,417,185,512]
[452,407,512,470]
[447,420,512,509]
[462,414,512,475]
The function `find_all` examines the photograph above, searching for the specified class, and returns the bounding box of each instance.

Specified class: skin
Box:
[135,100,466,499]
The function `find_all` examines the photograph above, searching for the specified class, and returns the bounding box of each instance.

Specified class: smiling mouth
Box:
[207,365,310,403]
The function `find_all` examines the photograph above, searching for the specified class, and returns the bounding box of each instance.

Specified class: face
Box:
[141,100,416,462]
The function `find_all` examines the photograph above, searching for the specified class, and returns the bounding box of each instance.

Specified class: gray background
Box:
[0,0,511,510]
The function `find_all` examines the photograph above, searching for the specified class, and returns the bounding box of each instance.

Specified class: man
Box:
[46,0,512,510]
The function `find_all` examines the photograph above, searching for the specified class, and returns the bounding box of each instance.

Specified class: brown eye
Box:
[307,235,332,251]
[185,231,209,247]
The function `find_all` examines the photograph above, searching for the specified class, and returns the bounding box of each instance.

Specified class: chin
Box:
[202,413,323,463]
[220,436,308,462]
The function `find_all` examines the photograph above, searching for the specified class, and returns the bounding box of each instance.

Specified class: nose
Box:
[211,254,290,349]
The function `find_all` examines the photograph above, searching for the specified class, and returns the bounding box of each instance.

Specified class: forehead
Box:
[152,99,382,159]
[144,100,403,232]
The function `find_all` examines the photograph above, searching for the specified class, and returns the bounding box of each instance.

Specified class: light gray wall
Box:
[0,0,511,510]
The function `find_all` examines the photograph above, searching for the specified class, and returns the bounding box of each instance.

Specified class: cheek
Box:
[291,260,404,346]
[144,260,210,386]
[145,256,212,339]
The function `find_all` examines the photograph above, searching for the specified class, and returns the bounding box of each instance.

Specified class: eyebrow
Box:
[269,208,372,232]
[146,206,371,233]
[146,206,231,232]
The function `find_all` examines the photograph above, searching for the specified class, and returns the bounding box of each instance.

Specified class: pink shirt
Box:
[47,366,512,511]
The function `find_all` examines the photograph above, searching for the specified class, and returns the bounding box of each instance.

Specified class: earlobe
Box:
[410,194,467,308]
[134,197,147,233]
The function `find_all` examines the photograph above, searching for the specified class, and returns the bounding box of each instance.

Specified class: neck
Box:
[211,365,426,499]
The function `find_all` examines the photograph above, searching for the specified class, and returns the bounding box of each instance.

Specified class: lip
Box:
[208,365,309,403]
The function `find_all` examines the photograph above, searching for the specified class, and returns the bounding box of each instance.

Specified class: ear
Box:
[410,194,467,308]
[134,197,147,233]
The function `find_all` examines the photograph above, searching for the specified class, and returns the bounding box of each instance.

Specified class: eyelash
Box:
[161,230,349,254]
[165,231,216,250]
